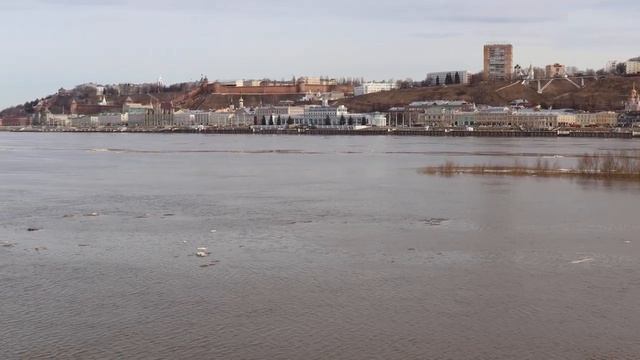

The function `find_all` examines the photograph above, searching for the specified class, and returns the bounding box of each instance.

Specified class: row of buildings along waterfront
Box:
[8,86,640,129]
[30,97,387,128]
[14,101,624,130]
[5,81,640,129]
[387,100,619,129]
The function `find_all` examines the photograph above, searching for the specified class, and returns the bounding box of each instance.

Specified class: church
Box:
[625,83,640,112]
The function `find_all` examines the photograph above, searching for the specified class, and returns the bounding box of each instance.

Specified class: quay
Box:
[2,126,638,138]
[214,128,636,138]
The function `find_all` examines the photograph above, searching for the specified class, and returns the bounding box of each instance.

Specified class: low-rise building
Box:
[409,100,474,112]
[93,113,126,127]
[411,107,578,129]
[69,115,94,128]
[368,113,387,127]
[303,103,348,125]
[386,100,475,127]
[474,109,563,129]
[44,113,71,127]
[452,112,477,127]
[625,84,640,112]
[625,58,640,75]
[208,111,235,127]
[300,77,337,86]
[240,80,262,87]
[234,108,255,126]
[122,97,154,114]
[574,112,617,127]
[426,71,470,85]
[254,105,304,120]
[173,111,196,127]
[618,112,640,127]
[0,116,31,127]
[546,63,566,78]
[127,113,146,127]
[354,82,398,96]
[145,113,174,127]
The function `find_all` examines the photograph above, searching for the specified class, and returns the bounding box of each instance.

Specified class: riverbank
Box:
[3,126,640,138]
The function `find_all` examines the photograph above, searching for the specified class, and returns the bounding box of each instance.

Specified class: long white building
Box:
[426,71,470,85]
[354,82,398,96]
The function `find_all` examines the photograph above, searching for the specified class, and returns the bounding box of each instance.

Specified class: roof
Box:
[409,100,468,107]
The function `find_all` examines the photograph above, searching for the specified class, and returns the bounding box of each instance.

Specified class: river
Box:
[1,133,639,359]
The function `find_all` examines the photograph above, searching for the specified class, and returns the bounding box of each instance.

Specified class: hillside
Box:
[337,76,639,112]
[179,92,303,111]
[0,91,186,118]
[3,76,638,118]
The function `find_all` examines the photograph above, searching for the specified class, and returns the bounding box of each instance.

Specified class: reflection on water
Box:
[1,133,640,359]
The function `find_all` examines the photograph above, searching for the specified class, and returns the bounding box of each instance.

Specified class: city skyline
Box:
[1,0,639,109]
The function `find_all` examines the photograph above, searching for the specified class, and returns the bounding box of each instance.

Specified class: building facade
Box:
[426,71,470,85]
[574,112,617,127]
[0,117,31,127]
[303,104,349,125]
[626,59,640,75]
[546,63,566,78]
[483,44,513,81]
[625,84,640,112]
[354,82,398,96]
[254,106,304,120]
[474,110,559,129]
[93,114,125,127]
[69,116,93,128]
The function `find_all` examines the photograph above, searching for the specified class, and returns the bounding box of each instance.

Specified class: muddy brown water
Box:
[1,133,640,359]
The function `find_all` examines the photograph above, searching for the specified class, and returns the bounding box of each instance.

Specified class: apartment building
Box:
[483,44,513,81]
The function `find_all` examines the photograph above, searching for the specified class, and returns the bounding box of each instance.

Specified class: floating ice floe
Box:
[196,247,210,257]
[571,257,594,264]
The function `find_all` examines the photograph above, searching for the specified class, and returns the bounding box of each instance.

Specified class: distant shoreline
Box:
[1,127,639,138]
[422,152,640,182]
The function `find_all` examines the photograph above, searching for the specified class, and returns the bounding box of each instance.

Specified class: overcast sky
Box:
[1,0,638,109]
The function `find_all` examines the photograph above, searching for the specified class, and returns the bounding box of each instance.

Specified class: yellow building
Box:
[575,112,618,127]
